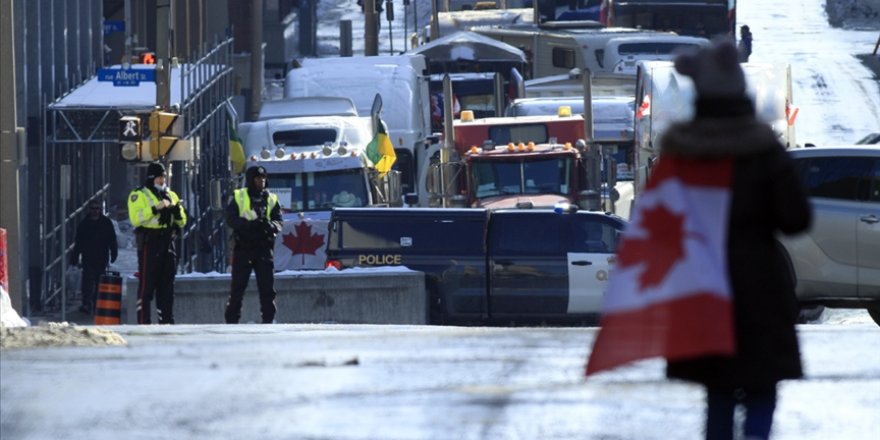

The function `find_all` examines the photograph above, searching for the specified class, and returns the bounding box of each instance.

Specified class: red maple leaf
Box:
[617,204,686,290]
[282,221,325,265]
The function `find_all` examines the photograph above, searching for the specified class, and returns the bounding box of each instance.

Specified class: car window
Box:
[491,214,566,256]
[869,158,880,202]
[338,217,484,252]
[569,216,623,254]
[794,156,873,201]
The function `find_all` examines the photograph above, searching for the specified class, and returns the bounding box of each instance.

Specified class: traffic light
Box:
[119,116,143,162]
[147,111,184,159]
[139,51,156,64]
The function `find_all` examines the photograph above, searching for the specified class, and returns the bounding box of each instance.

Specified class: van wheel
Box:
[868,307,880,327]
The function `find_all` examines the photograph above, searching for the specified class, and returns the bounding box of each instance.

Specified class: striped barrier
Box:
[95,272,123,325]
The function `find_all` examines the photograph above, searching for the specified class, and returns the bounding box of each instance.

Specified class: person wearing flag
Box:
[224,165,283,324]
[586,41,812,440]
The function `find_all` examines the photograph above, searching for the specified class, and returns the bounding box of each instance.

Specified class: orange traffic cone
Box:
[94,272,123,325]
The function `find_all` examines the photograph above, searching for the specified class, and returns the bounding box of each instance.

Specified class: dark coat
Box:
[661,108,812,390]
[73,214,118,269]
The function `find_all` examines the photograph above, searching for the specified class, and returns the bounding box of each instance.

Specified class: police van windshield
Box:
[470,157,572,199]
[267,169,369,212]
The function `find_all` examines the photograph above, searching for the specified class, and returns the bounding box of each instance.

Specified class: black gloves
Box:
[159,208,174,226]
[171,203,183,219]
[258,218,276,238]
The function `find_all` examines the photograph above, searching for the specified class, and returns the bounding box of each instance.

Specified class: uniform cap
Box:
[146,162,166,180]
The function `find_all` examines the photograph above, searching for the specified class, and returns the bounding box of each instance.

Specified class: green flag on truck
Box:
[366,118,396,177]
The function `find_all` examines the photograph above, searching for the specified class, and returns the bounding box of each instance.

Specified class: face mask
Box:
[154,183,167,192]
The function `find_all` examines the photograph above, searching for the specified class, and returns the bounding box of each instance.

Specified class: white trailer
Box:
[633,60,798,196]
[284,55,434,203]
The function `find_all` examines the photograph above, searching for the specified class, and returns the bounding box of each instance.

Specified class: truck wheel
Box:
[868,307,880,327]
[798,306,825,323]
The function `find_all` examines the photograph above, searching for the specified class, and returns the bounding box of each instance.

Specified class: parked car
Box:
[779,146,880,325]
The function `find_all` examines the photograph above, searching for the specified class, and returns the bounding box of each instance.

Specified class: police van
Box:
[325,207,627,325]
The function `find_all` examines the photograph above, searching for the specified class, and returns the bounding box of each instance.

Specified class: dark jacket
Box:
[226,170,283,252]
[662,101,812,390]
[73,214,118,268]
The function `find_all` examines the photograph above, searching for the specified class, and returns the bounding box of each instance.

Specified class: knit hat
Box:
[674,40,747,100]
[146,162,166,180]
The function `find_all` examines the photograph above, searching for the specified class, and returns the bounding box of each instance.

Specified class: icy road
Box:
[1,324,879,440]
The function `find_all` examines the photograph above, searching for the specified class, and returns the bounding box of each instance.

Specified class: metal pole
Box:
[0,0,24,313]
[60,164,71,321]
[404,2,408,52]
[430,0,440,41]
[441,75,454,208]
[124,0,132,65]
[156,0,172,109]
[365,0,378,56]
[387,3,394,55]
[250,0,263,120]
[340,20,353,57]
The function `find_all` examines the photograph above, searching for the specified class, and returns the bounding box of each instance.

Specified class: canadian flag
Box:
[585,156,736,376]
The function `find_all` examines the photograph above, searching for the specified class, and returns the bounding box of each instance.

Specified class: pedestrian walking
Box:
[738,25,753,62]
[224,165,283,324]
[662,42,811,440]
[586,41,812,440]
[71,199,118,315]
[127,162,187,324]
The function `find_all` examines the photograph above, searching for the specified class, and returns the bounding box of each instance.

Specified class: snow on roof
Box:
[48,64,227,111]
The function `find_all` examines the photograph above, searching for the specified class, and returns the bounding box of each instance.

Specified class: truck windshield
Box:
[267,168,369,212]
[470,157,572,199]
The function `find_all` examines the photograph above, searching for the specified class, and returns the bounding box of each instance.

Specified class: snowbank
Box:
[2,284,127,350]
[0,322,127,350]
[0,286,27,328]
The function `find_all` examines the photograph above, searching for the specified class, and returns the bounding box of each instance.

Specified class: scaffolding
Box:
[39,36,237,313]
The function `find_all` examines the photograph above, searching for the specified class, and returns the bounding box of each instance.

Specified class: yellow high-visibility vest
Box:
[233,188,278,220]
[128,187,186,229]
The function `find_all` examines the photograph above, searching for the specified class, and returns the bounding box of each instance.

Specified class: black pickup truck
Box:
[325,207,627,325]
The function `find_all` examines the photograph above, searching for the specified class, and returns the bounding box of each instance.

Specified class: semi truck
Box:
[325,207,627,325]
[238,96,401,270]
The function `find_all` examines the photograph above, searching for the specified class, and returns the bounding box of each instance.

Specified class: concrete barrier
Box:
[123,269,427,325]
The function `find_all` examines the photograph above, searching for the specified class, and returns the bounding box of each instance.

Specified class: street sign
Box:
[103,20,125,36]
[97,67,156,86]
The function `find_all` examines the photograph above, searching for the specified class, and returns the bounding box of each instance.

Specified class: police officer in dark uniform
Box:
[225,165,283,324]
[127,162,187,324]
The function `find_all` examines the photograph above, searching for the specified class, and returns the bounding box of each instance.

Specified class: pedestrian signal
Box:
[120,115,143,162]
[119,115,142,142]
[139,52,156,64]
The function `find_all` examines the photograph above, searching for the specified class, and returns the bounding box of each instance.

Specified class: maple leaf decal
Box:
[282,221,325,265]
[617,204,686,290]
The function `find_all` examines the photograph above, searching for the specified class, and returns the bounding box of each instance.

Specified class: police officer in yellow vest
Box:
[225,165,283,323]
[127,162,187,324]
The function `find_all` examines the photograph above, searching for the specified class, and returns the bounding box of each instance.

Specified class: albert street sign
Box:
[97,67,156,87]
